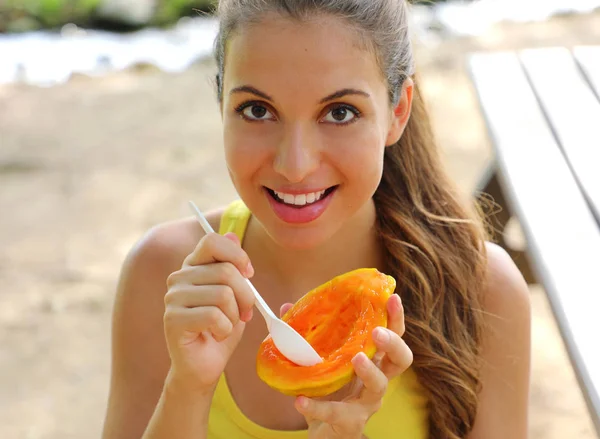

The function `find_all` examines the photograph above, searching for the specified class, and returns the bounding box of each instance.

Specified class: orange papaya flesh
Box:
[256,268,396,397]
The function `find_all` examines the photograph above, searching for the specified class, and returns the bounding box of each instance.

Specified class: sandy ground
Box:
[1,11,599,439]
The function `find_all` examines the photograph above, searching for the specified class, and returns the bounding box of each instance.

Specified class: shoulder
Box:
[481,241,531,319]
[113,205,228,327]
[117,208,225,305]
[121,206,227,285]
[465,243,531,437]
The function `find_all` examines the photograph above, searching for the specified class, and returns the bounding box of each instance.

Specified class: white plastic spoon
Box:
[188,200,323,367]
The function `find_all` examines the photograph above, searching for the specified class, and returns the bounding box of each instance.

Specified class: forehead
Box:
[222,14,386,96]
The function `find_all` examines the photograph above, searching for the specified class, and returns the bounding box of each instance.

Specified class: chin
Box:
[266,224,340,251]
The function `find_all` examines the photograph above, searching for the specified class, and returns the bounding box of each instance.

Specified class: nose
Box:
[273,122,320,183]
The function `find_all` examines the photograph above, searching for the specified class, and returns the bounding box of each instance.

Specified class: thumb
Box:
[280,303,293,318]
[220,321,247,357]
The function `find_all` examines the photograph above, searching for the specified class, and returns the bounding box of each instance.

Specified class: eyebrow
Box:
[319,88,370,104]
[230,85,274,102]
[229,86,370,104]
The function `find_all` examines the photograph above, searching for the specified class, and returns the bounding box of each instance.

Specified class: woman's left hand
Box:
[280,294,413,439]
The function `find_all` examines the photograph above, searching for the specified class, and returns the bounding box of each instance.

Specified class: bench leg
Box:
[475,164,538,285]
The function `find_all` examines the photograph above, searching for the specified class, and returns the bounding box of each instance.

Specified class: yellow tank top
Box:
[208,200,430,439]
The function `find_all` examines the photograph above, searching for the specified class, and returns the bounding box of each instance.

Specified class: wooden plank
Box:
[574,45,600,99]
[468,51,600,434]
[520,47,600,224]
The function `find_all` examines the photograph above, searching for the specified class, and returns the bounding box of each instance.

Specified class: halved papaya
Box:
[256,268,396,397]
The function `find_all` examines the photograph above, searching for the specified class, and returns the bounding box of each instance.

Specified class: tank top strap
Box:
[219,199,252,241]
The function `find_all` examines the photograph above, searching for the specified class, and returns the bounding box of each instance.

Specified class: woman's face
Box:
[221,14,411,249]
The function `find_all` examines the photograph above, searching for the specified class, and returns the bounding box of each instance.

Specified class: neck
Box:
[246,200,385,303]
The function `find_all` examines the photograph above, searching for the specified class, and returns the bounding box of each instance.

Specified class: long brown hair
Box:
[375,77,489,437]
[213,1,490,437]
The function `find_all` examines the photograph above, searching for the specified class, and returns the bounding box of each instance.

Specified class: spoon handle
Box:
[188,201,277,326]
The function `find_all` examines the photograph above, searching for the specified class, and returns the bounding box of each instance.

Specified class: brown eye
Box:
[251,105,267,118]
[238,103,274,121]
[323,105,360,125]
[333,108,348,121]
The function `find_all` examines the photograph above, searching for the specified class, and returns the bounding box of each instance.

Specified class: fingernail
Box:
[392,294,402,312]
[224,232,240,244]
[297,396,309,409]
[353,352,368,368]
[241,309,253,322]
[245,261,254,278]
[375,327,390,344]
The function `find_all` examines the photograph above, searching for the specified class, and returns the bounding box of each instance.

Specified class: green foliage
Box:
[2,0,102,31]
[0,0,451,33]
[152,0,217,26]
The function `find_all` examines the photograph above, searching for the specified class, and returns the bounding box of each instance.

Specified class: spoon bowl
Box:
[188,200,323,367]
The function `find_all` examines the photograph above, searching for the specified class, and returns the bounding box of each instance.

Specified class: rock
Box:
[96,0,158,26]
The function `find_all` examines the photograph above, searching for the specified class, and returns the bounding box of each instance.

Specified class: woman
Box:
[102,1,531,438]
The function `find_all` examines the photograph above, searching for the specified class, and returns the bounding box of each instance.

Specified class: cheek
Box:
[322,124,386,185]
[223,118,275,179]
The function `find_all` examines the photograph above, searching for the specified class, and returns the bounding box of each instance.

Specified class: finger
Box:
[352,352,388,405]
[386,294,405,336]
[295,397,347,425]
[223,232,240,245]
[372,351,385,365]
[183,232,254,278]
[167,263,256,322]
[296,397,367,434]
[164,306,234,342]
[164,284,241,326]
[280,302,293,318]
[373,327,414,378]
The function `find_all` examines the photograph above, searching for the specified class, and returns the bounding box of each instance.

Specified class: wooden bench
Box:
[467,46,600,434]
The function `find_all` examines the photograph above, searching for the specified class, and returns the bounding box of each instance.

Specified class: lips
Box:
[264,185,338,224]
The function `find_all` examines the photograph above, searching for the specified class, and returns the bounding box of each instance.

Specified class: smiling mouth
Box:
[265,186,338,207]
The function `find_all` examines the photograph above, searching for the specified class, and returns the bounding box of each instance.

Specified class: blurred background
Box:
[1,0,599,438]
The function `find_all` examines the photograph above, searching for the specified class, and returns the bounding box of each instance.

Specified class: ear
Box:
[385,77,414,146]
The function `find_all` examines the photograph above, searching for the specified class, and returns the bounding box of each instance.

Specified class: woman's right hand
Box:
[162,231,256,395]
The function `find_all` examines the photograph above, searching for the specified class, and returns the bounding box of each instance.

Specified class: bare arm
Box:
[102,214,226,439]
[467,243,532,438]
[101,223,190,439]
[141,371,214,439]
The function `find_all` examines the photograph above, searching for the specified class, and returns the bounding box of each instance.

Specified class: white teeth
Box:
[274,189,329,206]
[295,194,307,206]
[283,193,295,204]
